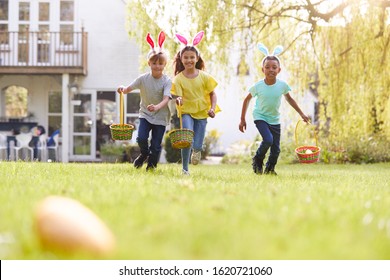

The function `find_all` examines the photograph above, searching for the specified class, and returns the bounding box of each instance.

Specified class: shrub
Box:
[164,133,181,163]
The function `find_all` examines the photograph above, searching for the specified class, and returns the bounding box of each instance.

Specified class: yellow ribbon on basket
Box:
[177,104,183,129]
[119,91,124,125]
[295,120,318,147]
[109,90,134,141]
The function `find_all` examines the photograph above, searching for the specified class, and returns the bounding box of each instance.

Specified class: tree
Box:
[127,0,390,162]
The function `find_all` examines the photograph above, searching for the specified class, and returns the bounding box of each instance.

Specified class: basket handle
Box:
[295,120,318,147]
[177,104,183,129]
[119,92,124,125]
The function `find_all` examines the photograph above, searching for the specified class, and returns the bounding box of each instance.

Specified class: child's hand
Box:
[176,97,183,106]
[208,109,215,118]
[147,104,158,112]
[239,120,246,132]
[117,86,125,94]
[301,114,310,123]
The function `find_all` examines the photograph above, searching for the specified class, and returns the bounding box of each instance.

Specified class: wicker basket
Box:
[295,145,321,164]
[110,123,134,141]
[168,104,194,149]
[295,120,320,164]
[168,128,194,149]
[110,92,134,141]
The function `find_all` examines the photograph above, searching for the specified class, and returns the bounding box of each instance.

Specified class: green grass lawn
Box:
[0,161,389,260]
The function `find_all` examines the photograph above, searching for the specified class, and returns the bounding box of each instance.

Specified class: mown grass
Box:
[0,161,389,260]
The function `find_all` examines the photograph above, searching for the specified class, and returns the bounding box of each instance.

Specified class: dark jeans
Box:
[254,120,281,168]
[137,118,166,160]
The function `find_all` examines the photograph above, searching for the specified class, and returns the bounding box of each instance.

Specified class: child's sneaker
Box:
[191,150,201,165]
[252,156,263,174]
[146,163,156,171]
[264,165,277,175]
[182,169,190,176]
[146,154,157,171]
[133,154,148,168]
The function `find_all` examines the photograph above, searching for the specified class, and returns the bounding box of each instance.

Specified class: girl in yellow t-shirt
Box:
[171,31,220,175]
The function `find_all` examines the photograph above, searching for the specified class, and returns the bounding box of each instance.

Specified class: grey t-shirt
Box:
[129,72,172,126]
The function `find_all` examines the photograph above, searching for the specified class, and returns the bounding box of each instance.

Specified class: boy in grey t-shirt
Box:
[117,32,171,170]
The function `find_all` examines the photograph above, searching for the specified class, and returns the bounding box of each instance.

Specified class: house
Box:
[0,0,141,162]
[0,0,318,162]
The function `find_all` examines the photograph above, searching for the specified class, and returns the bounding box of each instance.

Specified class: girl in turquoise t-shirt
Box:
[239,44,310,175]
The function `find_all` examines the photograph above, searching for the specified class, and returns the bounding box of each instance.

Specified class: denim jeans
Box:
[136,118,166,160]
[181,114,207,171]
[254,120,281,168]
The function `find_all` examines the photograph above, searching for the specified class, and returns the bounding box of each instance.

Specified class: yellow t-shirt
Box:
[171,70,221,119]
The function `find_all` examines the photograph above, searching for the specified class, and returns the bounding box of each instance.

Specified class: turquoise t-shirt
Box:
[249,79,291,125]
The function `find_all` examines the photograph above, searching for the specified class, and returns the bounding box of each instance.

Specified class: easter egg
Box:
[305,149,313,154]
[34,196,115,256]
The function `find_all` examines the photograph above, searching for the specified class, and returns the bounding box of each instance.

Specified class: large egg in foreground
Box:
[34,196,115,256]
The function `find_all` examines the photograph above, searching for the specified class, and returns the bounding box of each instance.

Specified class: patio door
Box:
[69,90,96,161]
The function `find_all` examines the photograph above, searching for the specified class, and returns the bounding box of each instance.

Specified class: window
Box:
[48,91,62,135]
[60,0,74,21]
[0,0,8,20]
[60,24,73,45]
[5,86,28,119]
[0,23,7,44]
[19,2,30,21]
[60,1,74,45]
[38,24,50,62]
[97,91,116,125]
[39,2,50,21]
[126,92,140,129]
[0,0,8,44]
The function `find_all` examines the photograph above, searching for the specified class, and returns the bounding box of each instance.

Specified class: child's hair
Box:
[148,51,168,64]
[173,46,205,75]
[262,55,281,66]
[257,43,283,67]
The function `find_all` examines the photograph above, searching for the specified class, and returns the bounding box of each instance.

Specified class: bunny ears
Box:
[146,31,166,54]
[257,43,284,65]
[257,43,284,57]
[175,31,204,47]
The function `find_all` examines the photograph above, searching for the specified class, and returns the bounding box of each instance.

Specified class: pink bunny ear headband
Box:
[146,31,166,58]
[257,43,283,65]
[175,31,204,55]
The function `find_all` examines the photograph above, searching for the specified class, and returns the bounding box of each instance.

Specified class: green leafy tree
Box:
[127,0,390,162]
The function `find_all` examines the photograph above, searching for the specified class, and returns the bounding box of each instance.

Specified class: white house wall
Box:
[78,0,140,89]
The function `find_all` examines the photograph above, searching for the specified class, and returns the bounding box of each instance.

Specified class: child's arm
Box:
[208,91,217,118]
[284,93,310,123]
[147,96,170,112]
[117,85,133,94]
[239,93,252,132]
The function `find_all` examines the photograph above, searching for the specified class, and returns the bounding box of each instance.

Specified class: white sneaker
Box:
[191,150,201,165]
[182,169,190,176]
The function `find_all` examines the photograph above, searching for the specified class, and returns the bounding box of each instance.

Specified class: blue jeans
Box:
[181,114,207,171]
[254,120,281,168]
[136,118,166,160]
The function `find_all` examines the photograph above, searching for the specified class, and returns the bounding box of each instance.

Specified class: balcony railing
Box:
[0,30,87,75]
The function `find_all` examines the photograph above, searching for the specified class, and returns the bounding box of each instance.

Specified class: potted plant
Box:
[100,143,125,163]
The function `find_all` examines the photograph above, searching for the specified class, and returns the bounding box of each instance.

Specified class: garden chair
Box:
[0,133,7,160]
[47,133,59,161]
[36,134,47,161]
[13,133,34,161]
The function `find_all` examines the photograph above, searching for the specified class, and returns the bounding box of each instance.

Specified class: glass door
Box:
[16,0,52,65]
[70,90,96,161]
[17,1,30,64]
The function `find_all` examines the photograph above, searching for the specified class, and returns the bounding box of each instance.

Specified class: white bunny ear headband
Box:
[146,31,166,58]
[257,43,284,65]
[175,31,204,55]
